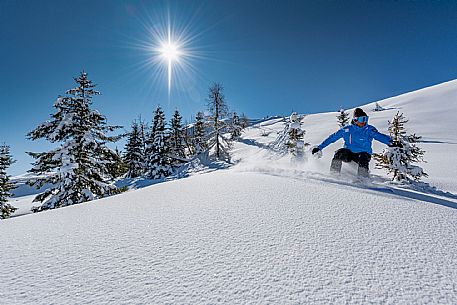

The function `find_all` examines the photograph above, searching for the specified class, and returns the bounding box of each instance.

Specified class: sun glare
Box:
[159,42,181,61]
[128,6,214,102]
[158,39,182,95]
[151,19,187,97]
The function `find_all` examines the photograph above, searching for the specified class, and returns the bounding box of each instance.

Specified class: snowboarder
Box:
[311,108,394,177]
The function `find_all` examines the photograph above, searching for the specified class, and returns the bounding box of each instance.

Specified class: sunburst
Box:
[157,26,183,95]
[124,5,223,105]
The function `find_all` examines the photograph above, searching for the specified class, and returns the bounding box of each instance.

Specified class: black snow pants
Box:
[330,148,371,177]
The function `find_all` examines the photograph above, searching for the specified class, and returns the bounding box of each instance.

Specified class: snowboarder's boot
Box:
[357,153,371,178]
[330,158,342,174]
[330,148,350,174]
[357,165,369,178]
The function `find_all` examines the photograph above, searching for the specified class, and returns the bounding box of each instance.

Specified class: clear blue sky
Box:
[2,0,457,175]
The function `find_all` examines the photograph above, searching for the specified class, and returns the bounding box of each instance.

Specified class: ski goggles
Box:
[353,116,368,126]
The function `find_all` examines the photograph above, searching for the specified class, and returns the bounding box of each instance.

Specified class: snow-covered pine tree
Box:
[373,102,385,112]
[0,144,17,219]
[230,112,243,140]
[286,112,308,156]
[373,112,427,181]
[107,147,128,179]
[145,106,172,179]
[124,121,145,178]
[27,71,121,211]
[207,83,231,160]
[169,109,186,162]
[270,116,292,153]
[193,111,208,154]
[337,108,350,127]
[138,117,148,157]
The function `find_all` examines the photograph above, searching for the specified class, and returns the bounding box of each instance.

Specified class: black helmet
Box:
[353,108,367,117]
[352,108,368,127]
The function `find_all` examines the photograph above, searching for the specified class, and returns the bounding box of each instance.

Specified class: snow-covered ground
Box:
[2,80,457,304]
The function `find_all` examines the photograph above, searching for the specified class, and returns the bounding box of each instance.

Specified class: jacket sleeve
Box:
[370,127,392,145]
[318,128,344,151]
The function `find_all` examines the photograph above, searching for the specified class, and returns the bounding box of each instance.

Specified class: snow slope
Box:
[3,171,457,304]
[2,80,457,304]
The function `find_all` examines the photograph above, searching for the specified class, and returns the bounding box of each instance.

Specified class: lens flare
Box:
[124,4,222,105]
[158,30,183,95]
[160,42,180,61]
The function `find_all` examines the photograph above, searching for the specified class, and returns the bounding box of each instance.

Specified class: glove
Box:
[312,147,320,155]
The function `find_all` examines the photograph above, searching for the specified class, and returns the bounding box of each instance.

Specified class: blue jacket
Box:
[318,123,392,155]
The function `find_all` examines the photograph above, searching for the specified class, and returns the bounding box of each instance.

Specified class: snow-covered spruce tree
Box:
[124,121,145,178]
[193,111,208,154]
[207,83,231,160]
[138,117,148,156]
[145,106,172,179]
[285,112,309,156]
[107,147,128,179]
[337,108,350,127]
[230,112,243,140]
[373,102,385,112]
[270,116,291,153]
[373,112,427,181]
[27,72,121,211]
[0,144,17,219]
[169,109,186,162]
[182,123,194,156]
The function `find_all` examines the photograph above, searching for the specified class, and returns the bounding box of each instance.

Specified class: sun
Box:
[159,41,181,61]
[158,39,182,95]
[127,6,213,102]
